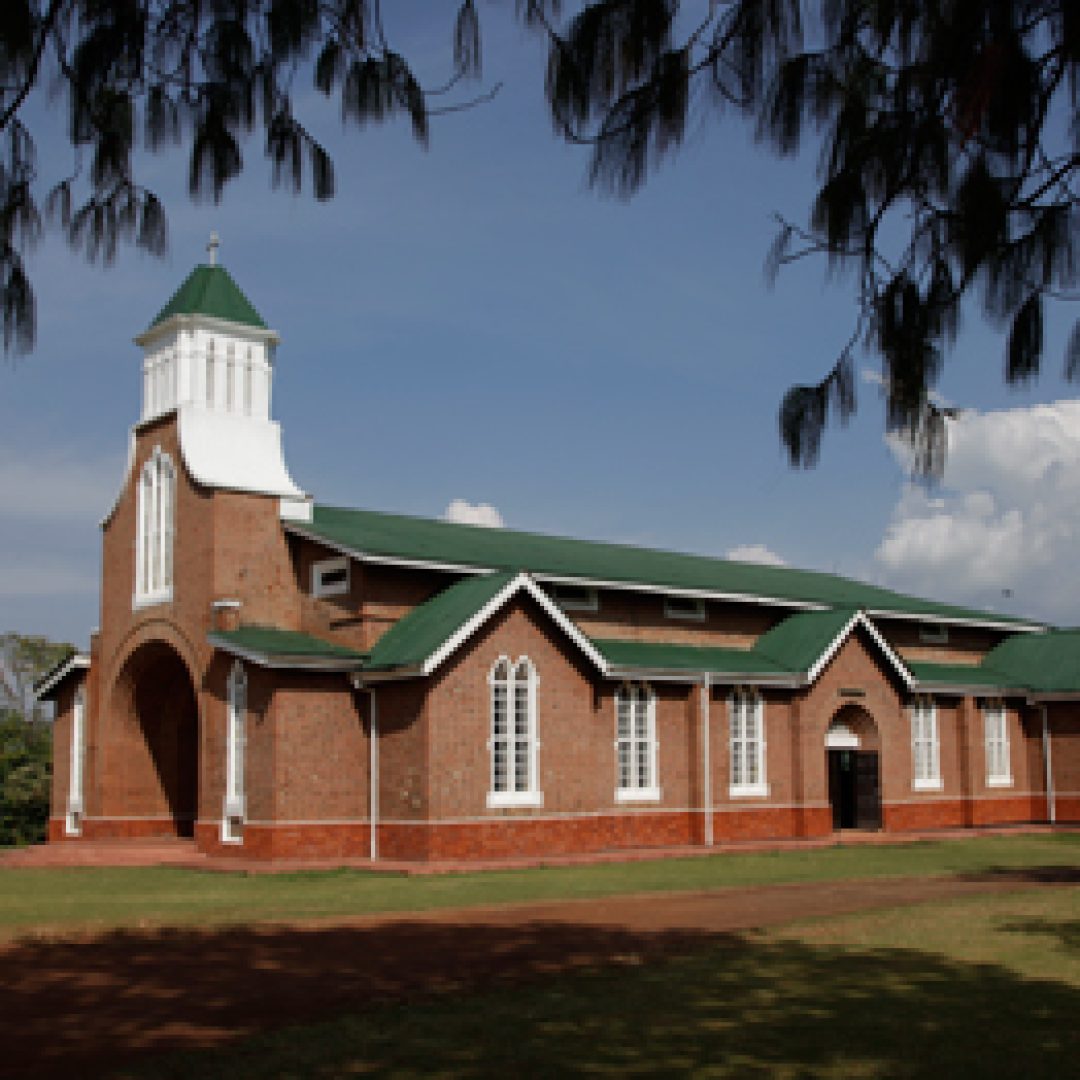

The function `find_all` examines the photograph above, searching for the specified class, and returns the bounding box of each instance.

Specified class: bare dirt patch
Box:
[3,870,1076,1078]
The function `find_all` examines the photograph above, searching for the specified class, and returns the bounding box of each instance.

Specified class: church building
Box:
[37,248,1080,862]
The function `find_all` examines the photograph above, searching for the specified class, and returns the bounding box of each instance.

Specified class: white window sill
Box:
[616,786,661,804]
[986,775,1014,789]
[133,590,173,610]
[912,778,943,791]
[728,783,770,799]
[487,790,544,809]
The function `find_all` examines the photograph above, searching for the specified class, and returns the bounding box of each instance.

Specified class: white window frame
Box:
[222,660,247,843]
[911,696,942,790]
[615,683,660,802]
[311,556,350,598]
[983,699,1013,788]
[663,596,706,622]
[487,656,542,808]
[134,445,175,607]
[66,686,86,836]
[729,688,768,797]
[550,584,599,612]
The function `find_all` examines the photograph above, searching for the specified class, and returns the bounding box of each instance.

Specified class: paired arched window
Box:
[223,660,247,843]
[135,446,175,604]
[729,688,767,796]
[615,683,659,801]
[911,696,941,790]
[488,656,541,806]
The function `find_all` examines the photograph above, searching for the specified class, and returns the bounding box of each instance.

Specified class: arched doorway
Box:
[111,641,199,837]
[826,705,881,831]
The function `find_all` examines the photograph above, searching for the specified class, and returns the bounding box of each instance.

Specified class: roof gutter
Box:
[208,635,366,672]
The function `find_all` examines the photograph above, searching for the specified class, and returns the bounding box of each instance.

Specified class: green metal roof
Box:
[211,625,366,667]
[753,607,857,672]
[366,572,516,671]
[592,638,794,678]
[907,660,1019,691]
[983,630,1080,693]
[147,264,267,331]
[296,506,1032,628]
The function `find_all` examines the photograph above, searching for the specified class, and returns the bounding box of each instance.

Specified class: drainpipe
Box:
[701,674,713,847]
[352,677,379,861]
[1041,704,1056,825]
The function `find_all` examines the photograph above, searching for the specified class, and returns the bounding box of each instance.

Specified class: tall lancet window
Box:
[135,446,175,605]
[243,346,253,415]
[226,343,235,411]
[223,660,247,843]
[206,338,216,407]
[487,656,541,807]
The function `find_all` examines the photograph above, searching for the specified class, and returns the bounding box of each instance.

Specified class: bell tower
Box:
[132,234,311,522]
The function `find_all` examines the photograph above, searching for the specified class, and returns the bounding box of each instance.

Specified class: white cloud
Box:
[443,498,505,529]
[726,543,787,567]
[0,450,122,522]
[875,399,1080,623]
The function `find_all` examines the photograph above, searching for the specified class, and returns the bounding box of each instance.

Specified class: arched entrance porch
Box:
[109,641,199,837]
[826,705,881,831]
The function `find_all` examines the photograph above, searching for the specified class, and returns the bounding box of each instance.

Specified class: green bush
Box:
[0,713,52,846]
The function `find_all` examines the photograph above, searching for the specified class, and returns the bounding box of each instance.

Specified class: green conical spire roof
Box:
[147,263,267,332]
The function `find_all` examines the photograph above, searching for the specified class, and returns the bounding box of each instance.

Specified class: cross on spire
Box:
[207,231,220,266]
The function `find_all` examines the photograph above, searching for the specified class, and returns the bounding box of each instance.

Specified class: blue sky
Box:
[3,5,1079,646]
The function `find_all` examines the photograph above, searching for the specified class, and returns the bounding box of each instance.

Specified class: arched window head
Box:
[488,655,541,807]
[135,445,175,606]
[615,683,659,801]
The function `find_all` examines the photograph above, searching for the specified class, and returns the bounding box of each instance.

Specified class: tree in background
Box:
[0,711,52,845]
[0,633,74,845]
[2,2,1078,470]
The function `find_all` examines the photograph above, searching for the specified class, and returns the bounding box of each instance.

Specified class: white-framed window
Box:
[729,688,767,797]
[487,656,542,808]
[911,696,942,790]
[222,660,247,843]
[615,683,659,802]
[311,556,350,598]
[550,583,598,612]
[134,445,175,606]
[663,596,705,621]
[66,686,86,836]
[983,699,1012,787]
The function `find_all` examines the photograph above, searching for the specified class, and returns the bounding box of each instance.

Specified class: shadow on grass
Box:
[1000,918,1080,951]
[2,913,1078,1080]
[958,863,1080,885]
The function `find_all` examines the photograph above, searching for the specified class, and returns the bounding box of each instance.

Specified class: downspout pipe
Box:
[1041,704,1056,825]
[701,674,713,847]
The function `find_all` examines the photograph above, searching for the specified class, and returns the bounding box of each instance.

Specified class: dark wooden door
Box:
[854,751,881,830]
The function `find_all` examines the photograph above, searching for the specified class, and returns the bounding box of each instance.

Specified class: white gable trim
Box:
[421,572,610,677]
[805,611,914,689]
[35,654,91,701]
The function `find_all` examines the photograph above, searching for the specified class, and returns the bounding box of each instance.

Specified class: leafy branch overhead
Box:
[3,3,1079,474]
[0,0,485,352]
[524,0,1080,472]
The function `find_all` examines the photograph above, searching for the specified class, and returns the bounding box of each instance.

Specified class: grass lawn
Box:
[109,886,1080,1079]
[0,832,1077,940]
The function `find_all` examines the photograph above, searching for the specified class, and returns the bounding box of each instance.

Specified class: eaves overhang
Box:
[34,653,91,701]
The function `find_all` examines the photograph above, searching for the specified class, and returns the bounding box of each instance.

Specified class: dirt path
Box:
[3,868,1076,1079]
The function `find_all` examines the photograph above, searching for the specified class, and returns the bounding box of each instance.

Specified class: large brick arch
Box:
[99,623,201,837]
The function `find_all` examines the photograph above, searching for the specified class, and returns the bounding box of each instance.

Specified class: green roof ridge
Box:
[148,264,267,332]
[303,505,1031,628]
